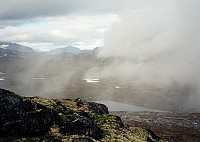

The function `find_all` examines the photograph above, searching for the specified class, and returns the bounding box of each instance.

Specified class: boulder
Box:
[75,98,109,115]
[59,115,102,139]
[55,100,102,139]
[85,102,109,115]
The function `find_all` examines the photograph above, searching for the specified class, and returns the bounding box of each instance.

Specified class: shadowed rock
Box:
[0,88,165,141]
[55,100,103,139]
[75,98,109,115]
[0,89,103,140]
[59,115,102,139]
[0,88,57,137]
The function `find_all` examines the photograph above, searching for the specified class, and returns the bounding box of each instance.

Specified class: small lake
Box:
[96,100,166,112]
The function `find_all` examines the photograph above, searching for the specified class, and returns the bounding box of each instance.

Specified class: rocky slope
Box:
[0,88,167,142]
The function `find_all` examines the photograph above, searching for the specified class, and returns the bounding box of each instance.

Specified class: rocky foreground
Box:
[0,88,167,142]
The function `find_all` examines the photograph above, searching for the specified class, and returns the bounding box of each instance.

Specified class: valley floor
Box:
[111,111,200,142]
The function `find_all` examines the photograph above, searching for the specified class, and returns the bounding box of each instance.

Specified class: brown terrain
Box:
[111,111,200,142]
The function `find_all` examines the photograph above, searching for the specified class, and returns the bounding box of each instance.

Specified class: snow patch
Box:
[0,44,8,49]
[32,77,46,80]
[84,78,100,83]
[115,86,122,89]
[19,56,27,58]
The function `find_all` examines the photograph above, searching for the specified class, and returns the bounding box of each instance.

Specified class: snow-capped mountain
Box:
[0,41,34,52]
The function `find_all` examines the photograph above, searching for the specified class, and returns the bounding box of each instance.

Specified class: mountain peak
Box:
[48,46,81,54]
[0,41,34,52]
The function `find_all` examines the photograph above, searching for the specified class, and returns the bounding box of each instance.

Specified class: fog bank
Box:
[92,0,200,112]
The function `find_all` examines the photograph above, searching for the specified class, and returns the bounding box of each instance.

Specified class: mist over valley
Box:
[0,40,199,113]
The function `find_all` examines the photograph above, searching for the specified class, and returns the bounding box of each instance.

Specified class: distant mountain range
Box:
[0,41,34,52]
[47,46,81,54]
[0,41,98,56]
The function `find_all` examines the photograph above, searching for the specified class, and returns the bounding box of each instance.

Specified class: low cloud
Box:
[86,0,200,112]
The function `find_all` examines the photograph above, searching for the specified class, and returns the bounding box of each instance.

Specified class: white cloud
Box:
[0,14,119,50]
[0,0,134,50]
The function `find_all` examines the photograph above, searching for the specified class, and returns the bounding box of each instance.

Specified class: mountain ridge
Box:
[47,46,81,54]
[0,41,34,52]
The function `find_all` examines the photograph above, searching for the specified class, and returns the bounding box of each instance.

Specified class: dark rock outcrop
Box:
[0,88,165,142]
[54,100,103,139]
[75,98,109,115]
[59,115,102,139]
[86,102,109,115]
[0,89,104,140]
[0,88,57,137]
[72,138,94,142]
